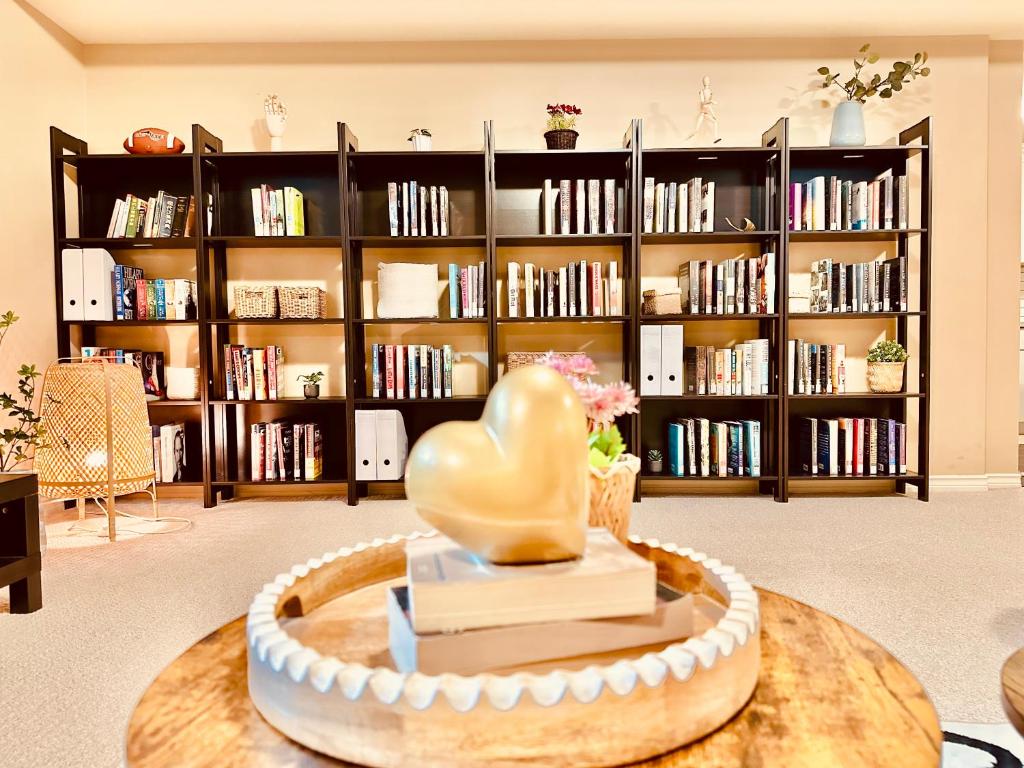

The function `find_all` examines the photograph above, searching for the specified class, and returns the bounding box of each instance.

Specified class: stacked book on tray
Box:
[388,182,450,237]
[106,192,196,239]
[504,260,621,318]
[250,420,323,481]
[789,256,907,314]
[389,528,720,675]
[223,345,285,400]
[666,419,762,478]
[540,178,618,235]
[798,417,907,477]
[787,341,846,395]
[370,344,454,399]
[250,185,305,236]
[675,256,776,315]
[642,177,715,233]
[789,172,908,231]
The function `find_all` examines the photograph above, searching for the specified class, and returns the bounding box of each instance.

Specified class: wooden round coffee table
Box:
[126,588,942,767]
[1003,647,1024,735]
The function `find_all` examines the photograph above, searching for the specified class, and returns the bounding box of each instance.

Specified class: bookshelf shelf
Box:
[350,235,486,248]
[497,316,629,324]
[640,473,772,481]
[353,317,487,325]
[352,396,488,405]
[641,314,779,323]
[64,319,198,326]
[62,237,196,250]
[208,318,346,325]
[641,231,779,245]
[789,312,925,320]
[787,392,925,400]
[210,397,347,405]
[148,400,201,407]
[788,472,924,482]
[788,228,925,242]
[206,236,343,248]
[495,234,631,247]
[156,481,204,488]
[642,394,778,401]
[212,479,346,487]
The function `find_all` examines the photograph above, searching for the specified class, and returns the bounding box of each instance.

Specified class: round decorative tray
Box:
[246,532,760,768]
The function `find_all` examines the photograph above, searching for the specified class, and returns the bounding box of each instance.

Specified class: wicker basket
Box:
[279,286,327,319]
[544,129,579,150]
[506,351,588,381]
[588,454,640,543]
[642,288,683,316]
[233,285,278,319]
[867,361,906,393]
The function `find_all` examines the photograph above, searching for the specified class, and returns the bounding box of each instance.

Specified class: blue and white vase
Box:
[830,101,866,147]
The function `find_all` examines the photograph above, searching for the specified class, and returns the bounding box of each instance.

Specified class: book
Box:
[439,186,449,236]
[603,179,615,233]
[160,423,186,482]
[542,179,553,234]
[700,180,715,232]
[524,263,536,317]
[575,179,586,234]
[642,177,654,233]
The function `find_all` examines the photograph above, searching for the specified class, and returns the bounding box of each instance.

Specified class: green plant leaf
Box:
[860,43,871,53]
[880,89,892,98]
[922,51,928,62]
[817,66,830,76]
[892,80,903,91]
[920,67,930,76]
[867,53,880,64]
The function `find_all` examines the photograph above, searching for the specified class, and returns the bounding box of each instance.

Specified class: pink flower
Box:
[537,352,598,379]
[574,380,639,429]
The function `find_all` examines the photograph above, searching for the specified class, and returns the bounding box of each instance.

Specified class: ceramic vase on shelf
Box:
[829,101,867,147]
[867,361,906,393]
[303,383,320,399]
[588,453,640,544]
[544,129,579,150]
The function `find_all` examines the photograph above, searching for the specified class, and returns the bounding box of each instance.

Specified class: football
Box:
[123,128,186,155]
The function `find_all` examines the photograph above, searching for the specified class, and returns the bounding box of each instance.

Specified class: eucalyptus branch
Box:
[818,44,930,103]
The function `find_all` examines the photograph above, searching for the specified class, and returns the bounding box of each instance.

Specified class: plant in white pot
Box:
[0,311,45,472]
[817,44,930,147]
[537,352,639,543]
[866,339,908,393]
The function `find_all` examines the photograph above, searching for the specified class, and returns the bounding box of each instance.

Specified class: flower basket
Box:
[544,129,579,150]
[867,361,905,393]
[588,453,640,544]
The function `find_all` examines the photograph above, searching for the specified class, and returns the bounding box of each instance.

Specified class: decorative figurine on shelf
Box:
[297,371,324,399]
[408,129,432,151]
[686,76,721,144]
[264,94,288,152]
[544,103,582,150]
[725,216,757,232]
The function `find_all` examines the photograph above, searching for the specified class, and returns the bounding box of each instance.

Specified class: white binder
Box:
[82,248,115,320]
[375,409,409,481]
[60,248,85,321]
[355,410,377,481]
[660,325,684,396]
[639,325,662,396]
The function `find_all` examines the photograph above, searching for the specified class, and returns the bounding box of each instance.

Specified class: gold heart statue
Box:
[405,364,589,564]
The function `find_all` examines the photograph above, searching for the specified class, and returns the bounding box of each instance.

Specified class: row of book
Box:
[224,345,286,401]
[113,267,197,320]
[787,341,847,395]
[541,179,617,235]
[370,344,454,399]
[446,262,487,318]
[250,421,323,482]
[388,182,450,237]
[251,185,305,236]
[82,347,165,400]
[666,418,762,478]
[789,173,908,231]
[686,342,771,397]
[643,178,715,234]
[152,423,187,483]
[799,417,907,476]
[799,256,908,314]
[106,192,196,239]
[505,261,622,318]
[676,255,776,315]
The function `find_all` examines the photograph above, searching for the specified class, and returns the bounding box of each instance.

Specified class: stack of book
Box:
[388,182,450,237]
[223,345,285,400]
[106,192,196,239]
[504,260,621,318]
[446,262,487,318]
[82,347,165,400]
[675,255,776,315]
[152,422,187,482]
[684,341,771,396]
[250,185,305,236]
[667,418,761,478]
[787,341,846,395]
[113,268,197,321]
[789,172,908,231]
[539,179,618,235]
[250,420,323,481]
[798,417,907,477]
[796,256,907,314]
[642,177,715,233]
[370,344,453,399]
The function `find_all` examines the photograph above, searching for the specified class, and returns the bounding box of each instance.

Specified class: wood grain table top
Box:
[1003,647,1024,736]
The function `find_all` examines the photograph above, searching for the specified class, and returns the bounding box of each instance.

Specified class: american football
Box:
[123,128,186,155]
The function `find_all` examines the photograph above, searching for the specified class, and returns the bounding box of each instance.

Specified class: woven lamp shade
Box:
[35,361,155,500]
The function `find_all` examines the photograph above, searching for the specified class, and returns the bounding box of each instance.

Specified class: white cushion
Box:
[377,263,438,318]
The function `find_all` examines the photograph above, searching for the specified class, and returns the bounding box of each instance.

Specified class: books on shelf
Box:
[540,178,617,235]
[388,182,450,237]
[82,347,165,400]
[106,192,195,239]
[674,254,775,315]
[797,417,906,477]
[789,171,908,231]
[152,422,186,482]
[112,266,196,321]
[446,261,487,318]
[642,176,715,233]
[250,421,322,482]
[250,185,305,236]
[667,418,761,478]
[223,345,286,400]
[682,340,770,397]
[786,341,846,395]
[805,256,907,313]
[369,343,454,399]
[503,260,620,317]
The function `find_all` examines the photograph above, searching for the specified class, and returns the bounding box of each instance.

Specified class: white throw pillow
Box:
[377,262,439,318]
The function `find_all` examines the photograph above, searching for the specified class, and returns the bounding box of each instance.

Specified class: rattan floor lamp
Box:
[35,359,156,542]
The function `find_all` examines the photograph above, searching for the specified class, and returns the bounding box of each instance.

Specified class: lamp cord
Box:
[63,498,192,537]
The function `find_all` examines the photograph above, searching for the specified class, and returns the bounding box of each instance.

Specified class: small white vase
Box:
[829,101,866,147]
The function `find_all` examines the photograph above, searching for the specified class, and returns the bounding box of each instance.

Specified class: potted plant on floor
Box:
[538,352,640,542]
[817,44,930,146]
[866,340,908,393]
[0,311,45,472]
[544,104,582,150]
[297,371,324,400]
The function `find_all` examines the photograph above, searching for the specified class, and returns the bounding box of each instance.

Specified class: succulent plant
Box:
[867,340,908,363]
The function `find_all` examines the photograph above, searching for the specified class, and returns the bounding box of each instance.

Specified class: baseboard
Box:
[931,473,1022,491]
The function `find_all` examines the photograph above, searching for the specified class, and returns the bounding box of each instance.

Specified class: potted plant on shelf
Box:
[817,44,930,147]
[866,340,908,393]
[538,352,640,542]
[297,371,324,400]
[544,104,582,150]
[647,448,663,475]
[0,311,45,472]
[408,128,432,151]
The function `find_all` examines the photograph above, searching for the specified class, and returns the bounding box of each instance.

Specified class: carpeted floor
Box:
[0,490,1022,768]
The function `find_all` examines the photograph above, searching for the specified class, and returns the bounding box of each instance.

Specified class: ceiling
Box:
[25,0,1024,45]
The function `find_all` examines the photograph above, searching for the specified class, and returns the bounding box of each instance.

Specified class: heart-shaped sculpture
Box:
[405,364,589,564]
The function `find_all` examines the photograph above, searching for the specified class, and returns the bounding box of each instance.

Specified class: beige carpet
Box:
[0,490,1022,768]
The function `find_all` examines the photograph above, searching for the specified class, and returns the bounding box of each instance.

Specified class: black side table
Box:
[0,473,41,613]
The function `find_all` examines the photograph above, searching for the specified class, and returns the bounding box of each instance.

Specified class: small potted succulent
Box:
[297,371,324,399]
[647,448,663,475]
[408,128,432,151]
[544,104,582,150]
[866,340,908,393]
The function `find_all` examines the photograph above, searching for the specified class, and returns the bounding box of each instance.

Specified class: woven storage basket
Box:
[867,361,906,393]
[279,286,327,319]
[588,454,640,543]
[234,285,278,319]
[506,351,588,381]
[543,129,579,150]
[642,288,683,316]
